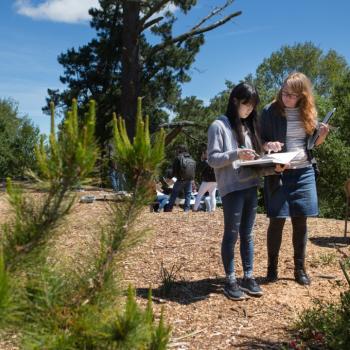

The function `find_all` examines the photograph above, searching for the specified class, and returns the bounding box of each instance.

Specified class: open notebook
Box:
[240,151,301,168]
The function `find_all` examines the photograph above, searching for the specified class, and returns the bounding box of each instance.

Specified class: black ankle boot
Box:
[266,255,278,282]
[294,258,311,285]
[294,269,310,285]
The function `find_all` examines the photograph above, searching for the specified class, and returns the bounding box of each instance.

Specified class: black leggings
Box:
[267,217,308,261]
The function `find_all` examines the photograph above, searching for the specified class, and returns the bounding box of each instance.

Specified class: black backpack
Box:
[177,154,196,180]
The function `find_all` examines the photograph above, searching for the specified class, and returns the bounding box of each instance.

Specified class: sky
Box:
[1,0,349,135]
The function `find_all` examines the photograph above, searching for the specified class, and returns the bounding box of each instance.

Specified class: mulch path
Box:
[0,190,349,349]
[123,208,349,349]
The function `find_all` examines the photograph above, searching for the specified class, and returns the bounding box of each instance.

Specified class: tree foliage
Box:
[2,100,98,263]
[86,98,166,296]
[331,70,350,145]
[1,99,170,349]
[313,133,350,219]
[243,42,350,218]
[162,80,233,172]
[98,287,170,350]
[252,42,349,107]
[45,0,242,144]
[0,99,40,178]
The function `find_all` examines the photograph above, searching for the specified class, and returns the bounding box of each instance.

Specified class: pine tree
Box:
[44,0,242,144]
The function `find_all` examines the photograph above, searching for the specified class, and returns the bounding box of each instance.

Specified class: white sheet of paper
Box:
[240,151,301,167]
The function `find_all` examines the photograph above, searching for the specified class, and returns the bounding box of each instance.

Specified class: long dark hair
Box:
[225,82,262,153]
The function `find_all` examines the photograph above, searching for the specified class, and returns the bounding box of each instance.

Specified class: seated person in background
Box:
[153,181,169,212]
[193,149,217,212]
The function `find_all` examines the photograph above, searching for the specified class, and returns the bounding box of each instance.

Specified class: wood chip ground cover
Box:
[0,190,349,349]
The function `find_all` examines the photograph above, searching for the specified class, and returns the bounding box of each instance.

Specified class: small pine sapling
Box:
[2,99,98,263]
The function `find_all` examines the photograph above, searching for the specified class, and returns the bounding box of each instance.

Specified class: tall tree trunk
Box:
[121,0,140,139]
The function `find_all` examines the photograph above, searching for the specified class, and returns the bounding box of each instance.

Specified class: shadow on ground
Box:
[310,236,350,248]
[137,276,272,305]
[137,277,224,305]
[236,335,289,349]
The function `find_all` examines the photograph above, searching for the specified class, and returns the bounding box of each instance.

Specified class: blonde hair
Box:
[276,72,317,135]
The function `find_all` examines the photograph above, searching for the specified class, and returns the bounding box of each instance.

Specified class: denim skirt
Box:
[264,166,318,218]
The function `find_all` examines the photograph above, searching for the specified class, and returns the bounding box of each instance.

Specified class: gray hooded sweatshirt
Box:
[207,115,260,197]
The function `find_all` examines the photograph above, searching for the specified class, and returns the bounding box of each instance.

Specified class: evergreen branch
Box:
[90,176,145,298]
[1,96,169,349]
[0,249,21,327]
[3,100,98,264]
[142,16,164,32]
[0,249,10,316]
[80,98,164,303]
[140,0,169,28]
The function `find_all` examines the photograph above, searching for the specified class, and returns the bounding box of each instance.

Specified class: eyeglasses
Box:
[281,90,299,100]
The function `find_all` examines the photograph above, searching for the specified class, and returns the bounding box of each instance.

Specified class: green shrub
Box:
[295,260,350,349]
[314,132,350,219]
[0,249,10,324]
[99,286,170,350]
[0,98,170,350]
[296,291,350,349]
[0,98,40,178]
[0,249,22,328]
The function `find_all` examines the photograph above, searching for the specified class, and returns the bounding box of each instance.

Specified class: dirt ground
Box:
[0,190,349,349]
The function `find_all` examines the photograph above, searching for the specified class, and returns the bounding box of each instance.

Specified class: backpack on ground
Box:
[178,154,196,180]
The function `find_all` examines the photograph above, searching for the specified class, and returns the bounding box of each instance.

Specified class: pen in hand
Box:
[239,146,260,159]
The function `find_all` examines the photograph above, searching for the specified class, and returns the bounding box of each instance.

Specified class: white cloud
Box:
[15,1,177,25]
[15,0,100,23]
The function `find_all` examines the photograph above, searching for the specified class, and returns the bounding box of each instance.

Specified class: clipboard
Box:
[322,108,336,124]
[308,108,336,149]
[240,151,301,168]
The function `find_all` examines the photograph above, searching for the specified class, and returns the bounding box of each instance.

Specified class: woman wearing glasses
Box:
[261,72,329,285]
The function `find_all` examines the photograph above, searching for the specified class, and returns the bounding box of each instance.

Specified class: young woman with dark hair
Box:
[261,72,330,285]
[208,82,282,300]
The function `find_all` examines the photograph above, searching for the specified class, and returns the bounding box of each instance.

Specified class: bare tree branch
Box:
[164,126,182,146]
[142,1,240,81]
[148,10,242,57]
[182,128,201,142]
[191,0,234,32]
[158,121,197,129]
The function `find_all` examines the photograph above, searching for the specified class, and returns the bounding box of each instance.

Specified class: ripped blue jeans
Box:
[221,186,258,279]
